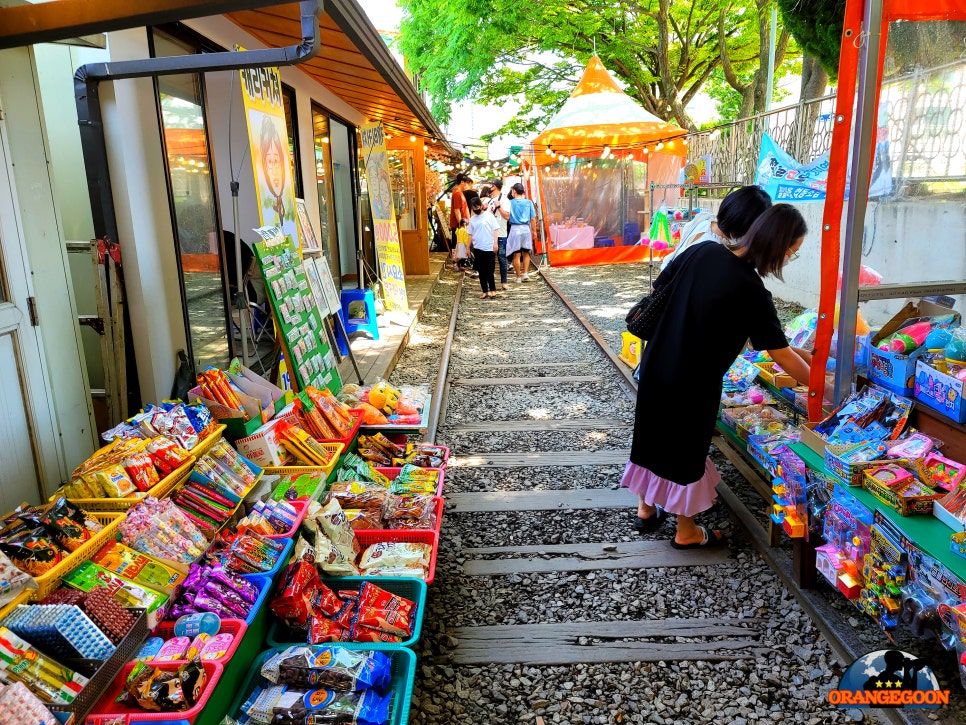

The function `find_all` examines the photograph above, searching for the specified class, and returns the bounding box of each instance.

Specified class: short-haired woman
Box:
[624,195,819,549]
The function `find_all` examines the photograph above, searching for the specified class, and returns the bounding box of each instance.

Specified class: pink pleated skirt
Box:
[620,458,721,518]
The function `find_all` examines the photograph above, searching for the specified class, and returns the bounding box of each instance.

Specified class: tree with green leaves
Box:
[775,0,845,101]
[399,0,793,137]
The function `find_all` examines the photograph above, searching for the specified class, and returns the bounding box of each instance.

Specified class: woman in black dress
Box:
[624,197,818,549]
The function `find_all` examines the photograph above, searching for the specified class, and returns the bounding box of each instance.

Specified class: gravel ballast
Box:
[383,264,966,723]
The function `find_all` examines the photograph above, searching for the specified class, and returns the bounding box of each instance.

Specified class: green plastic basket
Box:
[265,576,427,650]
[228,646,416,725]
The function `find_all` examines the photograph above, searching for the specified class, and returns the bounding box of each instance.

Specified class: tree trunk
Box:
[800,55,829,101]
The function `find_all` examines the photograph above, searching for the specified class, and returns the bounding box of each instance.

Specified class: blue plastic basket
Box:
[265,576,427,650]
[240,536,293,584]
[228,647,416,725]
[241,574,273,627]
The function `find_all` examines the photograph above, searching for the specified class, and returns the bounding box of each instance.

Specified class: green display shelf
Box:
[789,441,966,581]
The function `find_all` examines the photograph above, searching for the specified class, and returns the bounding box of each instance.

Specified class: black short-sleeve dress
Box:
[622,241,788,515]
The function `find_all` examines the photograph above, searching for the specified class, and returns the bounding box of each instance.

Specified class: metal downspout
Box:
[72,0,322,411]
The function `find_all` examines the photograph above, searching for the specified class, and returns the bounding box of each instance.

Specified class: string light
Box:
[409,135,417,142]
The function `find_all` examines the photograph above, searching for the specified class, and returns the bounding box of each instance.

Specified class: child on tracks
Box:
[506,182,537,282]
[466,195,500,299]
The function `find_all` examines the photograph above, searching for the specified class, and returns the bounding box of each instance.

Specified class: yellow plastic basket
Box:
[263,442,344,482]
[190,423,227,458]
[55,459,194,512]
[0,590,32,622]
[28,511,126,601]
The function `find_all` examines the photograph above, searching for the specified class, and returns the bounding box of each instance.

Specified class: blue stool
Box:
[339,288,380,342]
[594,237,615,248]
[623,222,640,246]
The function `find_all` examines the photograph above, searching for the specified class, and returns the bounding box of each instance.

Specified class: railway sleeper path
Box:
[395,268,900,725]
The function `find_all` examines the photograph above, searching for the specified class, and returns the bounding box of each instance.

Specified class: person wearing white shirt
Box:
[466,196,500,298]
[486,179,512,290]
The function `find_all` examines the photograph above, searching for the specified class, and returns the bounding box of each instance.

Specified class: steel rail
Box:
[536,268,919,725]
[424,271,463,444]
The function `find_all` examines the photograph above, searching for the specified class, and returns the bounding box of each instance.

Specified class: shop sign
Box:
[360,122,409,313]
[239,64,301,250]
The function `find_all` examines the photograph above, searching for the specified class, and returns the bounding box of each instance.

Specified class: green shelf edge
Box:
[788,441,966,581]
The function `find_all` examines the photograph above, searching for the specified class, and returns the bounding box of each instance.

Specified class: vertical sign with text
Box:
[239,65,301,249]
[360,122,409,312]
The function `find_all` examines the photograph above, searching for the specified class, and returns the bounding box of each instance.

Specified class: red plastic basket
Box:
[147,619,247,665]
[375,466,445,497]
[355,529,439,585]
[90,660,223,722]
[362,496,444,538]
[316,408,363,450]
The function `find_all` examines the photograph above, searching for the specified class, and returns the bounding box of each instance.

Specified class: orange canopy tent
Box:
[530,57,688,267]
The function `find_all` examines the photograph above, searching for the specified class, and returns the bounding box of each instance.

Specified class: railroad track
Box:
[408,266,915,725]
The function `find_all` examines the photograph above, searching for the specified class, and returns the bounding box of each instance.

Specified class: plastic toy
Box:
[642,207,673,252]
[867,464,914,488]
[878,320,931,353]
[821,487,873,599]
[368,382,401,415]
[859,522,907,637]
[922,451,966,491]
[771,451,808,538]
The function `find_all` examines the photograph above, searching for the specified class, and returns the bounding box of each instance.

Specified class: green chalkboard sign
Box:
[252,226,342,394]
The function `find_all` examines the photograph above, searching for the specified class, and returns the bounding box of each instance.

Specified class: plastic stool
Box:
[594,237,615,248]
[623,222,640,246]
[339,288,380,341]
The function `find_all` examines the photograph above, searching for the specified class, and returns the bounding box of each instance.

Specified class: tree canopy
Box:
[775,0,846,79]
[399,0,798,138]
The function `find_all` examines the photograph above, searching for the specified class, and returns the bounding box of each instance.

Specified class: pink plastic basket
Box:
[253,499,308,540]
[355,529,439,585]
[375,466,445,497]
[90,660,223,722]
[362,496,444,538]
[147,619,247,665]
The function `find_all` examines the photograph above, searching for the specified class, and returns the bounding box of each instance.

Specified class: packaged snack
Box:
[199,632,234,660]
[0,533,63,577]
[317,500,360,561]
[344,510,384,531]
[154,637,191,662]
[350,624,405,644]
[270,562,323,628]
[326,482,389,513]
[315,536,361,577]
[0,627,90,704]
[120,659,207,712]
[186,634,210,659]
[92,540,188,594]
[134,637,165,662]
[359,542,431,571]
[269,687,391,725]
[384,495,436,530]
[354,581,416,637]
[61,561,168,618]
[29,499,93,553]
[309,617,349,644]
[261,645,391,692]
[174,612,222,638]
[0,681,59,725]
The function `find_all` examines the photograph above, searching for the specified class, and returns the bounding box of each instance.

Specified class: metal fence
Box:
[687,58,966,194]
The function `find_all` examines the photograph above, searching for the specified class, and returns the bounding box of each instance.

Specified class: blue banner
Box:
[755,132,829,202]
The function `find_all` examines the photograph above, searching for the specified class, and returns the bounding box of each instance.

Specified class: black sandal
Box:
[632,507,665,533]
[670,526,727,550]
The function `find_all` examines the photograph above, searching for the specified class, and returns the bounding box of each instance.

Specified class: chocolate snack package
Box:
[270,687,391,725]
[261,646,391,692]
[359,542,431,571]
[316,500,360,562]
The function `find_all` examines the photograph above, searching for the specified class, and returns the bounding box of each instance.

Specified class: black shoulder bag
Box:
[625,246,699,341]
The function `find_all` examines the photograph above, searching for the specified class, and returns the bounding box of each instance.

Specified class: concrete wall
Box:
[695,197,966,328]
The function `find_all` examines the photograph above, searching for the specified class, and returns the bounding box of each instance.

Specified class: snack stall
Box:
[714,0,966,693]
[0,369,444,725]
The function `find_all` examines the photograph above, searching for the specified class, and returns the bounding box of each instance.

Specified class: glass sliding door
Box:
[152,28,230,369]
[312,105,339,283]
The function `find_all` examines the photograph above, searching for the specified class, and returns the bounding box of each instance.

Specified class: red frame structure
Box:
[809,0,966,420]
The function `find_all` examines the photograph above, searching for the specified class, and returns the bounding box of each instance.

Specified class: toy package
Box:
[814,385,912,445]
[817,486,874,599]
[859,517,908,637]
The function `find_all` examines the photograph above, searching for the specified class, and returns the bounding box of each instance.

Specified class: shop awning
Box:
[226,0,457,158]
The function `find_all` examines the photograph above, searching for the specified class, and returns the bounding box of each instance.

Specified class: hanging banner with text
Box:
[360,122,409,312]
[239,64,301,249]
